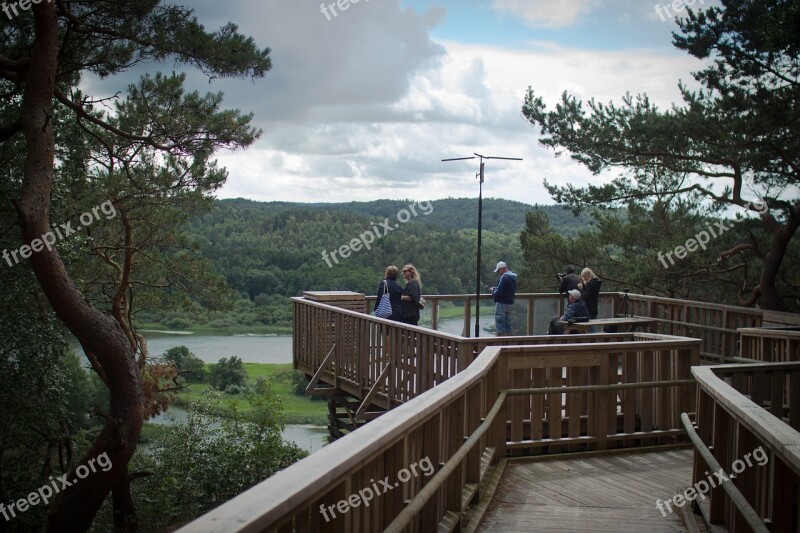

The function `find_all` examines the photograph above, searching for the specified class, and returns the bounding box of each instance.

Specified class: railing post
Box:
[463,296,472,338]
[526,296,534,335]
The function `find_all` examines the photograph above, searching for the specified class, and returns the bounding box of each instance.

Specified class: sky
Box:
[84,0,720,206]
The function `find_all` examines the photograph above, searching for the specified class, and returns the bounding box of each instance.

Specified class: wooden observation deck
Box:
[180,292,800,533]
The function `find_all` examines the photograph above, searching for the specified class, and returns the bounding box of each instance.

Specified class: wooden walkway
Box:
[478,449,695,532]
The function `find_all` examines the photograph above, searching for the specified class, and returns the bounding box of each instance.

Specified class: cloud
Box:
[77,1,708,206]
[491,0,599,28]
[186,0,447,122]
[213,36,705,205]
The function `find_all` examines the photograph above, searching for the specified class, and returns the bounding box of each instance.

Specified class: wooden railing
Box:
[737,327,800,363]
[180,300,701,532]
[362,291,799,363]
[363,292,615,337]
[293,296,690,410]
[690,363,800,532]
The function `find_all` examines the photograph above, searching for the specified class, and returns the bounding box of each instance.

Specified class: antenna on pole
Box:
[441,152,522,337]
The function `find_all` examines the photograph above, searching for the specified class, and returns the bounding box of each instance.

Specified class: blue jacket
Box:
[561,300,589,322]
[492,271,517,304]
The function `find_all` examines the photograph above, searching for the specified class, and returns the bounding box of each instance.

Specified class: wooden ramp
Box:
[478,449,695,533]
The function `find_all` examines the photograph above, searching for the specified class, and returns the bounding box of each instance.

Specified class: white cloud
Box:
[213,35,706,205]
[78,1,709,207]
[491,0,598,28]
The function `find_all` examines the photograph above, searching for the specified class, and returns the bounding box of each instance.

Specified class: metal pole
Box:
[441,153,521,339]
[475,162,484,338]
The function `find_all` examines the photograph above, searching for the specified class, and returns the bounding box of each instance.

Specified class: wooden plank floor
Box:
[478,449,694,532]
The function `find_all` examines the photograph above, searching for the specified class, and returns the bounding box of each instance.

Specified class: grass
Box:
[173,363,328,425]
[434,304,466,320]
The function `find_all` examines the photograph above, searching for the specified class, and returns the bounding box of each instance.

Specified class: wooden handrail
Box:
[384,390,508,533]
[507,379,696,395]
[691,363,800,531]
[680,413,770,533]
[692,365,800,472]
[358,290,800,362]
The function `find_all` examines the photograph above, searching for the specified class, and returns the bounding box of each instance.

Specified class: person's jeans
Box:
[495,303,512,335]
[548,316,565,335]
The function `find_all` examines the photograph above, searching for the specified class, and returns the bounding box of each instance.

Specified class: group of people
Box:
[548,265,602,334]
[372,261,602,337]
[372,259,519,335]
[373,264,423,325]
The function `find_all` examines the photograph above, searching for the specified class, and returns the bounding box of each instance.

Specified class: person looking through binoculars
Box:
[557,265,580,296]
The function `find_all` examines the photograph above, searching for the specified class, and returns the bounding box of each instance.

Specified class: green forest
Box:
[137,198,589,333]
[137,195,798,335]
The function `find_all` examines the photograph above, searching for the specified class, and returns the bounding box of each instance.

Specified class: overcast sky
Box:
[84,0,718,205]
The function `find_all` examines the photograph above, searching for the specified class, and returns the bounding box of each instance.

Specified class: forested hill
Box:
[185,198,588,300]
[212,197,591,234]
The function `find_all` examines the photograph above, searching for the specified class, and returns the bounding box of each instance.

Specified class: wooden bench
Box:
[560,316,657,334]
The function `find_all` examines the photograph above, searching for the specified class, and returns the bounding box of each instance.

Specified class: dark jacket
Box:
[559,273,580,295]
[561,300,589,322]
[580,278,602,319]
[400,279,421,324]
[375,277,403,321]
[492,271,517,304]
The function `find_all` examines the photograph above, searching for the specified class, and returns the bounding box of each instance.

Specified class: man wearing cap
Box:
[490,261,517,336]
[548,288,590,334]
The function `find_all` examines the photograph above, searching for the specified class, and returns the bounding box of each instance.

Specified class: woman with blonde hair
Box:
[399,264,422,325]
[577,267,602,319]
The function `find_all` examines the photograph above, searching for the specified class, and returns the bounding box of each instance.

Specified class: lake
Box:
[70,316,495,364]
[148,406,329,454]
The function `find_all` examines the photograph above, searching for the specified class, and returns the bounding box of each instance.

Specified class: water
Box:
[142,333,294,364]
[435,314,495,336]
[148,406,328,454]
[71,317,483,363]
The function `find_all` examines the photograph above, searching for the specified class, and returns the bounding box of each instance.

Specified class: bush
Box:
[288,370,324,401]
[163,346,208,384]
[110,390,307,531]
[164,316,193,330]
[209,356,247,392]
[224,384,246,395]
[290,370,308,396]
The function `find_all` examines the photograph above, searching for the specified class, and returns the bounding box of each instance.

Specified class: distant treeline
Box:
[184,198,586,300]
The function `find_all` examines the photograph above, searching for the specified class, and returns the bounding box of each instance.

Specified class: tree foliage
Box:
[163,346,208,384]
[521,0,800,310]
[187,199,530,300]
[94,387,306,531]
[0,1,271,529]
[209,356,248,393]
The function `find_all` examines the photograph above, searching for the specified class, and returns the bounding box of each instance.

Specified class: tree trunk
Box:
[18,5,144,531]
[112,467,139,533]
[758,210,800,311]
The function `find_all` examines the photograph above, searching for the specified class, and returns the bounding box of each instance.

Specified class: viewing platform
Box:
[180,292,800,533]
